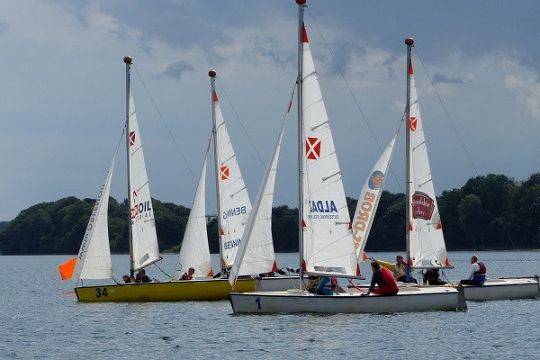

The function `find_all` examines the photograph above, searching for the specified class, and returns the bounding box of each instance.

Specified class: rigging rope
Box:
[132,65,197,183]
[306,7,403,190]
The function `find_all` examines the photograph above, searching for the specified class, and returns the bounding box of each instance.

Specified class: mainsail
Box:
[73,158,115,281]
[229,122,285,284]
[128,93,161,271]
[300,24,358,277]
[407,58,451,268]
[173,144,213,280]
[352,135,397,262]
[211,85,252,268]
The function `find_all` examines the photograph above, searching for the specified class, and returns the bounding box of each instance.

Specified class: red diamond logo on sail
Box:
[220,165,230,180]
[305,137,321,160]
[129,131,136,146]
[409,117,417,132]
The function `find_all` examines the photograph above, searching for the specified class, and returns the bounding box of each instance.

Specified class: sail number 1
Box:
[95,288,108,298]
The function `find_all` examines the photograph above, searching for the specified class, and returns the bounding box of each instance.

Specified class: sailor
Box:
[423,268,447,285]
[181,267,195,280]
[315,276,337,295]
[394,255,416,283]
[362,261,399,296]
[460,256,487,286]
[122,275,134,284]
[135,269,152,283]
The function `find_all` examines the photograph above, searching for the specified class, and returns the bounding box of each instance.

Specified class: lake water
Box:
[1,252,538,359]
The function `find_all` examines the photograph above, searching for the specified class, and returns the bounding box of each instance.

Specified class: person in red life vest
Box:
[362,261,399,296]
[460,256,486,286]
[181,267,195,281]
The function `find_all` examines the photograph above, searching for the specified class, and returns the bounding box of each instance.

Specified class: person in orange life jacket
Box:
[362,261,399,296]
[181,267,195,280]
[460,256,486,286]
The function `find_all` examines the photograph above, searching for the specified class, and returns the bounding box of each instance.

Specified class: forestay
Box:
[74,158,115,281]
[352,135,397,263]
[407,62,451,268]
[300,24,358,277]
[173,145,213,280]
[229,122,284,284]
[128,93,161,271]
[212,89,252,268]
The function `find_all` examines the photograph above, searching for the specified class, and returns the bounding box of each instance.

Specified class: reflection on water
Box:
[0,252,538,359]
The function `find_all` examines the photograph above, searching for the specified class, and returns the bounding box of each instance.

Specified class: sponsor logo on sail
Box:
[131,200,152,220]
[411,191,435,220]
[409,117,417,132]
[220,165,230,180]
[223,238,241,250]
[305,137,321,160]
[308,200,339,219]
[222,206,247,219]
[129,131,136,146]
[368,170,385,190]
[352,191,376,248]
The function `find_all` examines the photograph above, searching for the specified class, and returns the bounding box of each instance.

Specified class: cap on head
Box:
[123,56,133,64]
[296,0,307,5]
[208,69,217,78]
[405,38,414,46]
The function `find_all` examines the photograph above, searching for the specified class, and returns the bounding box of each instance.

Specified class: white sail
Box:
[173,147,213,280]
[212,89,252,268]
[74,158,115,281]
[407,61,451,268]
[300,24,358,277]
[352,135,397,263]
[229,123,284,284]
[128,93,161,271]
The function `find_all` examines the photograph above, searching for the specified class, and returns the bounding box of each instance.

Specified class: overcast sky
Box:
[1,0,539,220]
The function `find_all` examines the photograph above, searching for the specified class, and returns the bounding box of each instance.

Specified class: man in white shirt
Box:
[460,256,487,286]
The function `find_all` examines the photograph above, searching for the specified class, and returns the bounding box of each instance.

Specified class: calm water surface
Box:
[1,252,539,359]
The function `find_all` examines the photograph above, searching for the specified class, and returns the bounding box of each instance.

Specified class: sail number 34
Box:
[95,288,108,298]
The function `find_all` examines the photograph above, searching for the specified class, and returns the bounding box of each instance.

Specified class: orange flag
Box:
[58,257,77,280]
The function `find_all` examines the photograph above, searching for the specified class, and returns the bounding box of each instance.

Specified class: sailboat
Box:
[62,57,256,302]
[169,70,299,294]
[229,0,466,314]
[354,39,539,302]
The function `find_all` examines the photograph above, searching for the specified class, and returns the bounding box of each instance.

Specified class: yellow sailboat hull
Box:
[75,278,255,302]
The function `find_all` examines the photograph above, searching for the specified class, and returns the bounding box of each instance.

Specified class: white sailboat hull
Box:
[230,286,466,314]
[255,275,302,291]
[459,276,539,301]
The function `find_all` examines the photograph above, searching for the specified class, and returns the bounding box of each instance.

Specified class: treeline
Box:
[1,173,539,255]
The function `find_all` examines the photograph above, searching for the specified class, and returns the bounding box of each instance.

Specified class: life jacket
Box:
[379,267,399,295]
[330,276,338,289]
[474,262,486,275]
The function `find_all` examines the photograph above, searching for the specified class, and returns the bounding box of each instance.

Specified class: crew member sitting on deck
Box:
[362,261,399,296]
[122,275,134,283]
[394,255,416,283]
[316,276,337,295]
[460,256,487,286]
[135,269,152,283]
[423,268,447,285]
[181,267,195,280]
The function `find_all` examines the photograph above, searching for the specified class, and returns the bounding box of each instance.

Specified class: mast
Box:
[124,56,135,277]
[405,38,414,265]
[296,0,306,282]
[209,69,224,274]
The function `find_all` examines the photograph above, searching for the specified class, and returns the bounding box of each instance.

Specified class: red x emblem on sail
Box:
[220,165,230,180]
[129,131,136,146]
[305,137,321,160]
[409,117,417,132]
